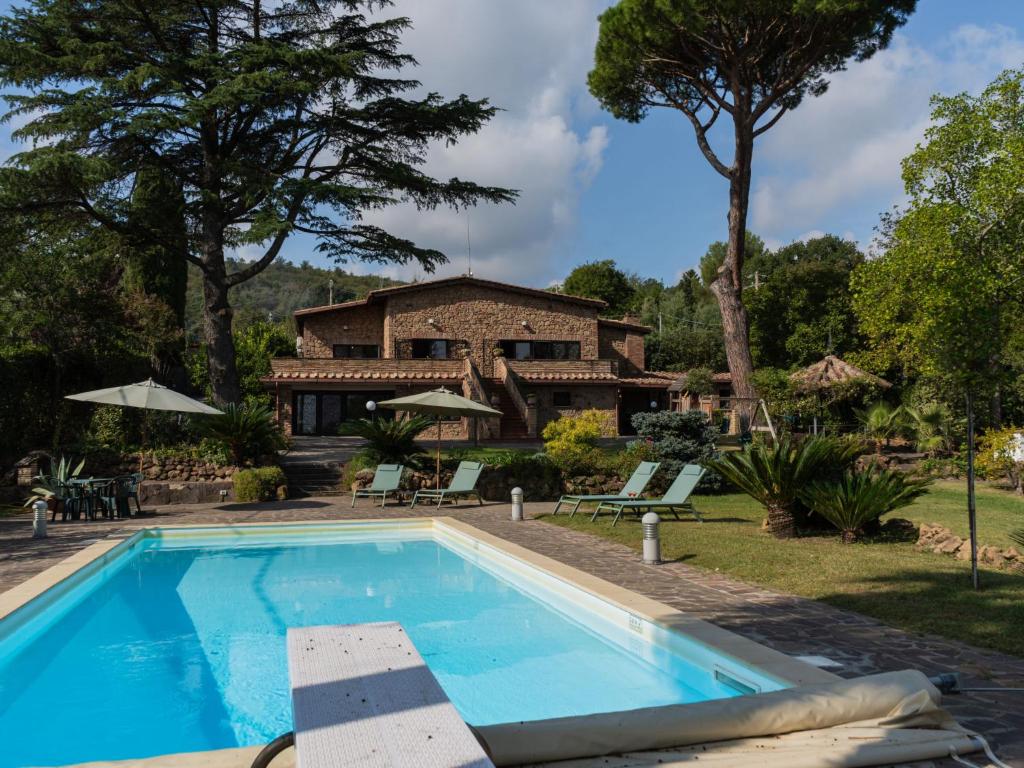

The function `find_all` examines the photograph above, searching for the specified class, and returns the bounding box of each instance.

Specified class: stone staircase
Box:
[484,379,531,440]
[279,436,364,497]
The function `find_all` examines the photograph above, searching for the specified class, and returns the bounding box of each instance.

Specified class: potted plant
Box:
[23,455,85,517]
[491,346,505,358]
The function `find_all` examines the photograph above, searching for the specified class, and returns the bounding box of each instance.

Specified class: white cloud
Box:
[352,0,611,285]
[751,24,1024,246]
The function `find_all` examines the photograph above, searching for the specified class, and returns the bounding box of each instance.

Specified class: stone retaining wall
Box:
[917,523,1024,572]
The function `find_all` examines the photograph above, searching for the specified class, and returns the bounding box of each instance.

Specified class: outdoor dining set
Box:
[54,474,143,522]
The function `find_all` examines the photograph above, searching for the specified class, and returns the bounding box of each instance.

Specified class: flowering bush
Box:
[976,427,1024,494]
[542,410,607,472]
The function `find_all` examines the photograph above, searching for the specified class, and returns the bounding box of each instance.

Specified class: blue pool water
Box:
[0,528,776,767]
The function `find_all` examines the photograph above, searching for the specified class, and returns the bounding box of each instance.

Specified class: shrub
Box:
[542,410,607,472]
[346,415,434,465]
[233,466,288,502]
[194,403,288,465]
[630,410,721,490]
[706,435,860,539]
[800,467,931,543]
[976,427,1024,493]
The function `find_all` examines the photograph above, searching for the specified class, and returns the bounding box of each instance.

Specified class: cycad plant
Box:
[800,467,931,543]
[855,401,903,451]
[707,436,860,539]
[195,403,287,465]
[347,415,435,465]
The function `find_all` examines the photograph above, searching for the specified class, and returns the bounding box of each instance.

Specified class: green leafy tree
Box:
[0,0,515,405]
[562,260,635,316]
[588,0,915,423]
[746,236,865,368]
[853,71,1024,427]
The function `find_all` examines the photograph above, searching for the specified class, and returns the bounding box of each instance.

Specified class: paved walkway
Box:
[1,499,1022,766]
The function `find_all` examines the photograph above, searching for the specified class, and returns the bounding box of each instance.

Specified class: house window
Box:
[552,391,572,408]
[498,340,581,360]
[332,344,380,359]
[411,339,449,359]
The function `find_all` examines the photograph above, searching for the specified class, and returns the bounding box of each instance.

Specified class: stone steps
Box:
[484,380,530,439]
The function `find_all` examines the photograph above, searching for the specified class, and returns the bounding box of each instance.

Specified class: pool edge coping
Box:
[0,515,836,689]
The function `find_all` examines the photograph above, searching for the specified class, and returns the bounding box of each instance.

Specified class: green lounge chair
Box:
[351,464,404,508]
[553,461,661,518]
[595,464,706,526]
[410,461,485,509]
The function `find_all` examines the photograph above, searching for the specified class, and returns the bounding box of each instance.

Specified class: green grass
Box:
[902,480,1024,548]
[0,504,26,518]
[541,487,1024,658]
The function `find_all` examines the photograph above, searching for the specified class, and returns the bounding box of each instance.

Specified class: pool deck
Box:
[2,498,1023,767]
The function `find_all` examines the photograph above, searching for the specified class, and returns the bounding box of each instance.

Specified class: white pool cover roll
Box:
[474,670,981,767]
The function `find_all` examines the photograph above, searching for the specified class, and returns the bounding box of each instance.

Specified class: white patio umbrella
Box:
[66,378,223,473]
[376,387,502,489]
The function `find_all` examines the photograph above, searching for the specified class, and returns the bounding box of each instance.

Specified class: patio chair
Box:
[126,472,143,516]
[98,477,133,520]
[594,464,706,527]
[552,461,661,518]
[410,461,484,509]
[351,464,405,508]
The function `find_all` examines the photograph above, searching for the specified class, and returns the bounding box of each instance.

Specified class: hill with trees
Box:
[184,259,403,336]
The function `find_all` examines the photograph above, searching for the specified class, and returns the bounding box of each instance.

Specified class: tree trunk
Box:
[710,126,757,430]
[765,505,795,539]
[201,264,241,405]
[841,529,858,544]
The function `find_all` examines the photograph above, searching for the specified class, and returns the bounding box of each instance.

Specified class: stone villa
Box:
[264,276,731,439]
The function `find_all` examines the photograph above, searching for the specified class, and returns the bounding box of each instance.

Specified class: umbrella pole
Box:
[139,412,148,476]
[436,417,441,491]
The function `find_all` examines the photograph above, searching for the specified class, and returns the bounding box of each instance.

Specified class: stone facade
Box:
[301,302,385,359]
[268,276,684,438]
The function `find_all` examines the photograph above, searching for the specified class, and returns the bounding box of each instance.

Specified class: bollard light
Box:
[511,487,524,521]
[642,512,661,564]
[32,500,48,539]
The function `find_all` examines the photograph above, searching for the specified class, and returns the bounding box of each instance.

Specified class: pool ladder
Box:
[250,732,294,768]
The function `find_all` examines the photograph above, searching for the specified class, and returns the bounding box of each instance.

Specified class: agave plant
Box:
[800,467,931,543]
[23,455,85,507]
[194,403,287,465]
[706,436,860,539]
[346,415,435,465]
[855,401,903,451]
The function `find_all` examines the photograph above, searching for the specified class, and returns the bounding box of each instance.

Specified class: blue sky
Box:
[3,1,1024,288]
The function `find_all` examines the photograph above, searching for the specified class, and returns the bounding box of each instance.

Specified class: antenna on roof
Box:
[465,211,473,277]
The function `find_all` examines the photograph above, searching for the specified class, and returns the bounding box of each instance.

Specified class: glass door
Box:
[295,394,317,435]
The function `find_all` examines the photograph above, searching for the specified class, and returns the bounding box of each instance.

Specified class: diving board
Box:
[287,623,494,768]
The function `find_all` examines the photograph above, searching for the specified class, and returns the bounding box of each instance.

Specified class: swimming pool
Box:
[0,520,799,767]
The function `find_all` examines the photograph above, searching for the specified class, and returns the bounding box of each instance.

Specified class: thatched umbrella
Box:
[790,355,891,393]
[789,356,891,434]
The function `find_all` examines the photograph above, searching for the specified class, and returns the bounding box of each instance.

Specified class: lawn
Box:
[540,485,1024,658]
[903,480,1023,548]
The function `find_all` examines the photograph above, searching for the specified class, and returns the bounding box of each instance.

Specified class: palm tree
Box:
[347,415,435,465]
[902,402,953,456]
[800,467,931,543]
[855,401,903,451]
[707,436,860,539]
[194,403,287,464]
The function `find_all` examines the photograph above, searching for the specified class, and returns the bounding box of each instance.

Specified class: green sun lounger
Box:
[594,464,706,526]
[351,464,404,508]
[552,461,661,518]
[410,461,485,509]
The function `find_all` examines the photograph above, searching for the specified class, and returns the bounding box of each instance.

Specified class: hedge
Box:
[233,466,288,502]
